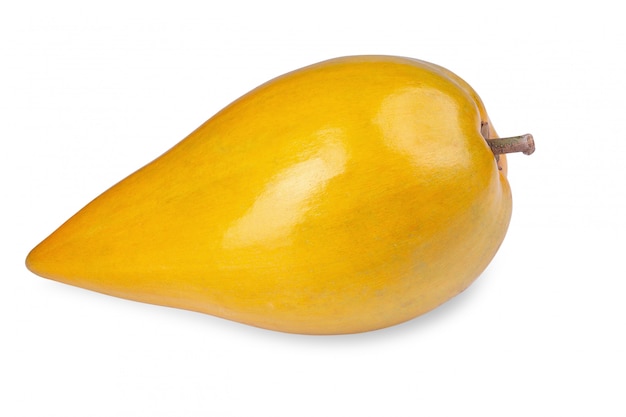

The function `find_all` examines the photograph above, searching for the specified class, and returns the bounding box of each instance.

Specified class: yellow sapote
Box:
[26,55,534,335]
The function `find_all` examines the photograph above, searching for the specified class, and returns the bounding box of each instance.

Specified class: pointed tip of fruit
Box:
[25,242,49,279]
[25,237,66,282]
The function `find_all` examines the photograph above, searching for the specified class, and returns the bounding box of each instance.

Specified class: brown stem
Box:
[480,122,534,170]
[487,134,535,156]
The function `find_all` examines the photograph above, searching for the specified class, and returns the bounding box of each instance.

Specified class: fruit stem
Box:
[486,134,535,156]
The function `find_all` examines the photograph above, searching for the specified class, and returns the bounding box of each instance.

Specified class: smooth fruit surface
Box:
[27,55,513,334]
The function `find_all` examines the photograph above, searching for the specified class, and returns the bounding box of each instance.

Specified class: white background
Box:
[2,1,625,416]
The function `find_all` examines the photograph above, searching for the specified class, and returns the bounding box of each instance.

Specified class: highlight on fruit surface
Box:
[26,55,534,335]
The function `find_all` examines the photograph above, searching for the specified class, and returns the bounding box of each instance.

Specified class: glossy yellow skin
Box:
[26,56,511,334]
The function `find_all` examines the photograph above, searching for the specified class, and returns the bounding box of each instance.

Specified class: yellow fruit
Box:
[26,55,534,334]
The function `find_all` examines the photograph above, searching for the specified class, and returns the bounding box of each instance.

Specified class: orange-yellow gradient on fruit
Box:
[26,56,515,334]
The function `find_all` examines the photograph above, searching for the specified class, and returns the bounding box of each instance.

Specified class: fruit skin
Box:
[26,55,512,335]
